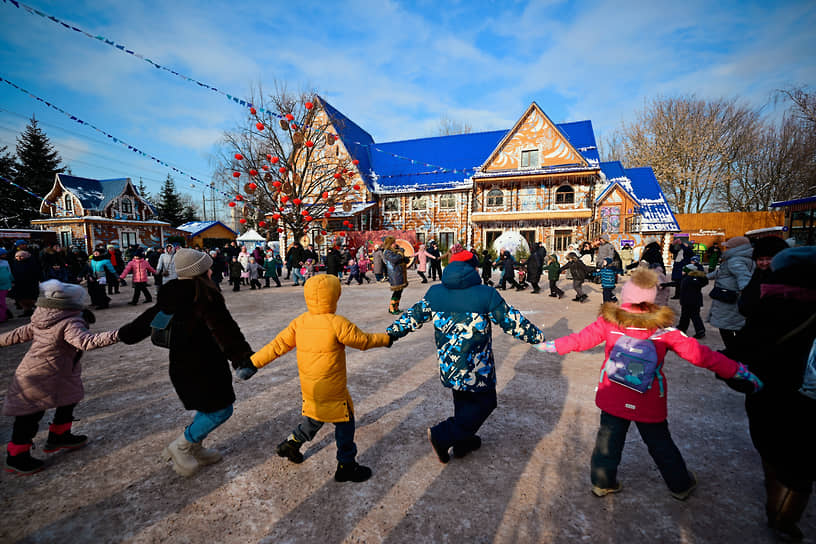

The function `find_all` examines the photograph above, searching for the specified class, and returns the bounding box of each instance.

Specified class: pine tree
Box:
[14,117,64,227]
[157,174,184,226]
[0,145,20,228]
[136,177,150,202]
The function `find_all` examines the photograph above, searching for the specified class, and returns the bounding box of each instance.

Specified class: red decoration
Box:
[248,182,257,190]
[271,156,279,164]
[293,198,302,205]
[321,230,327,235]
[280,195,289,203]
[249,107,256,115]
[339,231,346,237]
[272,181,282,188]
[228,201,236,207]
[232,171,240,178]
[261,165,269,170]
[352,159,359,165]
[333,173,342,179]
[291,123,298,130]
[305,140,314,148]
[239,218,247,224]
[334,134,340,141]
[285,113,294,121]
[328,206,335,212]
[256,122,265,131]
[301,209,309,216]
[249,169,258,176]
[258,221,267,227]
[353,184,361,191]
[277,227,284,233]
[235,194,244,201]
[324,212,331,218]
[335,187,342,192]
[321,191,329,199]
[279,167,286,174]
[234,153,243,160]
[273,213,281,220]
[305,101,313,110]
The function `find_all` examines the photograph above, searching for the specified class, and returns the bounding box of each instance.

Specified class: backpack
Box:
[150,310,174,349]
[604,331,665,395]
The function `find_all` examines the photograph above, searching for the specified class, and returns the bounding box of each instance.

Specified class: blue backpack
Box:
[603,331,665,395]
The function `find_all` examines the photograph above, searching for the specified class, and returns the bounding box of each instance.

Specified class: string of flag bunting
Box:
[1,0,481,178]
[0,173,67,212]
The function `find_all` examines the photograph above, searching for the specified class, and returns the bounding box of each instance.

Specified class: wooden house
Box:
[177,220,237,249]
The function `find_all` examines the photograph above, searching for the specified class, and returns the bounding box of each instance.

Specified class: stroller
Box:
[515,265,529,290]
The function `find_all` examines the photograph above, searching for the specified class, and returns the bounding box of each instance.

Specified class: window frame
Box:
[121,197,133,214]
[384,197,400,213]
[553,229,572,253]
[63,194,73,214]
[520,149,540,169]
[121,231,138,247]
[438,193,456,210]
[486,188,504,208]
[555,185,575,204]
[411,195,428,211]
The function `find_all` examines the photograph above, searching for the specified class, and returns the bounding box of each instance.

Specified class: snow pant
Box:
[131,281,152,304]
[719,328,739,353]
[602,286,616,302]
[0,289,8,321]
[11,403,76,445]
[291,414,357,464]
[183,405,233,444]
[591,411,694,494]
[105,271,119,294]
[230,277,241,291]
[265,275,281,287]
[498,273,519,290]
[572,279,585,297]
[430,259,443,281]
[430,387,497,453]
[249,278,261,290]
[678,306,705,336]
[549,280,564,297]
[88,279,110,308]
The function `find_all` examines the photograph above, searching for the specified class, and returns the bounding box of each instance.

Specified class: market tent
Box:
[236,228,266,250]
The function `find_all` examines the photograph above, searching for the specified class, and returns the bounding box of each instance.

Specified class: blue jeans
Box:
[602,286,616,302]
[591,411,693,493]
[291,268,305,285]
[430,388,497,450]
[292,414,357,464]
[184,405,234,443]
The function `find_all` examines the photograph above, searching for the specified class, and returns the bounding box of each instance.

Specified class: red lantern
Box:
[328,206,335,212]
[258,220,267,227]
[271,156,279,164]
[235,194,244,201]
[324,212,331,218]
[266,154,272,160]
[279,167,286,174]
[248,182,258,190]
[334,134,340,141]
[228,201,236,207]
[232,171,241,178]
[333,173,342,179]
[273,213,281,220]
[272,181,282,188]
[249,169,258,176]
[280,195,289,203]
[239,218,247,224]
[305,101,313,110]
[339,231,346,237]
[261,165,269,171]
[305,215,313,222]
[256,122,265,131]
[321,191,329,199]
[249,107,256,115]
[277,227,284,233]
[293,198,302,205]
[321,230,327,235]
[305,140,314,148]
[301,209,309,216]
[335,187,342,192]
[285,113,294,121]
[234,153,243,160]
[353,184,361,191]
[352,159,359,165]
[291,123,298,130]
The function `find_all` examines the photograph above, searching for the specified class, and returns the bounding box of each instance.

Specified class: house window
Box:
[601,206,621,234]
[438,232,454,253]
[486,188,503,208]
[121,232,138,247]
[555,185,575,204]
[384,197,400,212]
[121,198,133,214]
[411,196,427,211]
[59,230,72,248]
[417,232,426,245]
[521,149,539,169]
[63,195,73,214]
[553,229,572,253]
[439,194,456,209]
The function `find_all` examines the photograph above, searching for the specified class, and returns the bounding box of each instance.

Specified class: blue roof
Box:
[770,194,816,208]
[556,120,600,166]
[597,162,679,232]
[318,96,375,189]
[177,220,237,237]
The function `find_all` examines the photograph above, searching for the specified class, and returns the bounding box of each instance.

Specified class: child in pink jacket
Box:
[535,268,762,500]
[120,251,157,305]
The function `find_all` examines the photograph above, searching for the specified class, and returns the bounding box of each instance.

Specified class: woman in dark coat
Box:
[526,243,546,294]
[733,247,816,542]
[383,236,408,314]
[119,249,255,477]
[737,236,789,320]
[325,246,342,277]
[10,250,40,316]
[628,237,664,270]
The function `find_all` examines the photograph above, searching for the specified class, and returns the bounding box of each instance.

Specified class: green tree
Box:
[0,145,20,228]
[156,174,185,226]
[14,116,64,227]
[135,177,150,202]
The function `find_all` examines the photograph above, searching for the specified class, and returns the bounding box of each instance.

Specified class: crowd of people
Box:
[1,232,814,541]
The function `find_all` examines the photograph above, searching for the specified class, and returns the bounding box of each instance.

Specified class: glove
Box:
[726,362,763,394]
[534,340,557,353]
[236,365,257,381]
[387,332,397,348]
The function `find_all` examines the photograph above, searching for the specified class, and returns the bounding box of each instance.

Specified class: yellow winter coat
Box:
[251,274,390,422]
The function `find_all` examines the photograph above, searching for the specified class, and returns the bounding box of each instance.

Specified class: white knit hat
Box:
[174,248,213,279]
[36,279,89,310]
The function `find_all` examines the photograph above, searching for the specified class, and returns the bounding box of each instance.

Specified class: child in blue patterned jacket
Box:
[599,258,619,303]
[387,249,546,463]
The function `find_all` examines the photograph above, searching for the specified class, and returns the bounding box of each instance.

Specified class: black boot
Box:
[427,428,450,463]
[275,438,304,464]
[43,430,88,453]
[767,476,809,542]
[334,461,372,482]
[452,435,481,458]
[5,448,45,475]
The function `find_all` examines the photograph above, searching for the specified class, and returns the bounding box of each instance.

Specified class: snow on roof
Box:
[236,228,265,241]
[176,220,237,237]
[597,162,679,232]
[56,174,154,212]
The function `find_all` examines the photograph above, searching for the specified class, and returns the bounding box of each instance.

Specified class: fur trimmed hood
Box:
[599,302,675,329]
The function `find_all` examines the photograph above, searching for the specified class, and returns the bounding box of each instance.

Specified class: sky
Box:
[0,0,814,215]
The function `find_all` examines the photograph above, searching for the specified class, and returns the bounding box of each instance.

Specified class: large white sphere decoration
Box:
[491,231,530,255]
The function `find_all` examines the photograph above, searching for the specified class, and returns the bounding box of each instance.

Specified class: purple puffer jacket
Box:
[1,307,119,416]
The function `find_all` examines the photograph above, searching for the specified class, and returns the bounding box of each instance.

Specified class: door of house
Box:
[59,231,71,248]
[520,230,536,249]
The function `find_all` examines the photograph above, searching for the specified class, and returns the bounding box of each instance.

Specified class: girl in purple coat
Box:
[1,280,119,474]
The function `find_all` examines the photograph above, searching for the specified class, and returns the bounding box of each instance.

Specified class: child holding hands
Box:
[535,267,762,500]
[239,274,391,482]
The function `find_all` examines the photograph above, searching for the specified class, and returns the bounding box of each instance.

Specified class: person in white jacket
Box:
[156,244,178,287]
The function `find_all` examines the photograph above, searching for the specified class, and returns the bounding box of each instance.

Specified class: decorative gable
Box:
[482,103,587,172]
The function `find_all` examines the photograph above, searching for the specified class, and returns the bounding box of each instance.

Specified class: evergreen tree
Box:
[156,174,185,226]
[0,145,20,228]
[135,177,150,202]
[181,204,199,223]
[13,117,64,227]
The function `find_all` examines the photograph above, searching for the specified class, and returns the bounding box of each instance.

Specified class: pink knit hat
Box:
[620,268,659,305]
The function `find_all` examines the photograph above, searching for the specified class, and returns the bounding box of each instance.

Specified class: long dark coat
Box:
[118,279,253,413]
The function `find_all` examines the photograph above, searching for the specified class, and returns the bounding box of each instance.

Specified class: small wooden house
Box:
[177,220,237,249]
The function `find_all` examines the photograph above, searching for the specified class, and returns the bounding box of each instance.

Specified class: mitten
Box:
[727,362,764,394]
[236,365,257,381]
[387,331,397,348]
[534,340,557,353]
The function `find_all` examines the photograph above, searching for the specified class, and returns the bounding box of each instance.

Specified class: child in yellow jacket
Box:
[238,274,391,482]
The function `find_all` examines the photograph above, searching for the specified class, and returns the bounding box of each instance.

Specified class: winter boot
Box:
[591,481,623,497]
[670,471,697,501]
[388,300,401,315]
[162,434,200,477]
[275,438,304,464]
[188,441,222,465]
[5,443,45,475]
[334,461,372,482]
[427,428,450,464]
[767,476,809,542]
[43,422,88,453]
[452,435,481,458]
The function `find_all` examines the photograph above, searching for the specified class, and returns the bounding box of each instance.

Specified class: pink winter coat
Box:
[416,245,435,273]
[120,258,157,283]
[1,308,119,416]
[553,302,738,423]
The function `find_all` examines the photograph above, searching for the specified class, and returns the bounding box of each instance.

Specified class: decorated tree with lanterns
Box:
[215,89,365,245]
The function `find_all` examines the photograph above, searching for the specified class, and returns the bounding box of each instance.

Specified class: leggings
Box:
[391,289,403,303]
[183,405,234,443]
[11,404,76,444]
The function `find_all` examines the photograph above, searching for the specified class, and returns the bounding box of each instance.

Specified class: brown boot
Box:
[766,476,810,542]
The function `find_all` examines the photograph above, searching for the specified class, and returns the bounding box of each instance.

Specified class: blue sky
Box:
[1,0,814,210]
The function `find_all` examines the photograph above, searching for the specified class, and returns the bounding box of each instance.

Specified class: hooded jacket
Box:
[251,274,390,422]
[708,242,754,331]
[553,302,739,422]
[1,307,118,416]
[387,261,545,392]
[120,258,156,283]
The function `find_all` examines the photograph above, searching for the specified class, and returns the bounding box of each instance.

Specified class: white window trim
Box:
[486,187,504,208]
[120,229,140,247]
[411,195,428,211]
[438,194,456,210]
[383,197,400,213]
[520,148,540,170]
